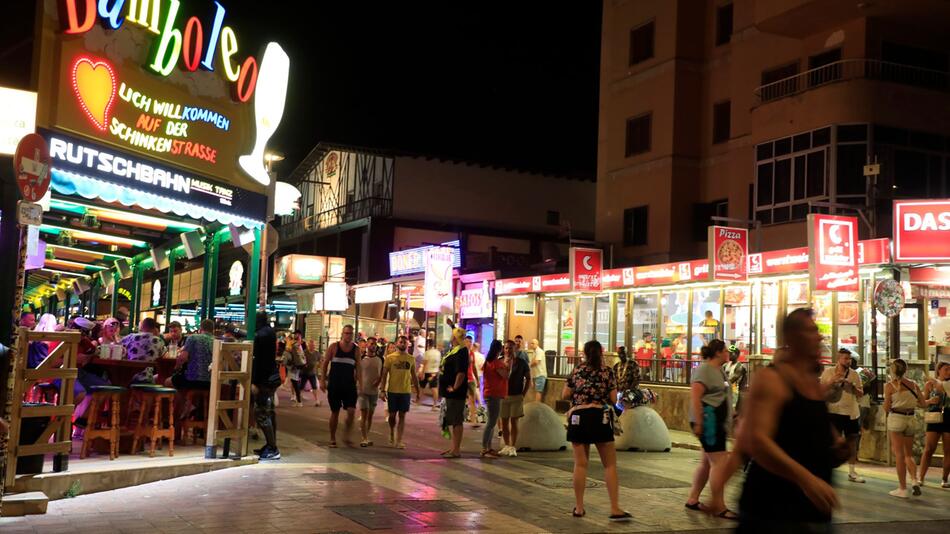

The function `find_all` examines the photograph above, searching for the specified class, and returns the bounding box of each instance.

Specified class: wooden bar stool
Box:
[80,385,127,460]
[132,387,177,457]
[179,389,210,445]
[126,383,163,428]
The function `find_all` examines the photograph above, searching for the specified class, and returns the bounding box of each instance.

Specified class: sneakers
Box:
[889,488,908,499]
[941,480,950,489]
[499,445,517,457]
[848,473,866,483]
[912,481,922,496]
[258,446,281,460]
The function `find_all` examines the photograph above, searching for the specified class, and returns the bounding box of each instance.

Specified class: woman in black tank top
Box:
[736,309,839,533]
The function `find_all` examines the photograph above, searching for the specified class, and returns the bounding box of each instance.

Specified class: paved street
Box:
[3,387,950,533]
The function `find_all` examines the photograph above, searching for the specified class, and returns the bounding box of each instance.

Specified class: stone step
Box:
[1,491,49,517]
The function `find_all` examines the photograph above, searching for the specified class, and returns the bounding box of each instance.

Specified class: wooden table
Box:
[89,358,178,388]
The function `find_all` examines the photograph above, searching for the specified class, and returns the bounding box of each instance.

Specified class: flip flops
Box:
[572,508,585,518]
[609,511,632,522]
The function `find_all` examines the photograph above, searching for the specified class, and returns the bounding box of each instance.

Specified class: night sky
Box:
[0,1,602,179]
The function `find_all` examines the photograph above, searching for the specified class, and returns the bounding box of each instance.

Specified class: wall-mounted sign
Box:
[894,199,950,262]
[389,240,461,277]
[151,279,162,307]
[354,283,394,304]
[459,281,492,320]
[228,260,244,296]
[808,214,858,292]
[0,87,37,156]
[323,281,348,312]
[273,254,329,287]
[328,256,346,282]
[569,247,602,292]
[495,273,572,295]
[708,226,748,282]
[634,260,708,286]
[44,129,266,223]
[36,0,290,194]
[909,267,950,286]
[424,247,455,313]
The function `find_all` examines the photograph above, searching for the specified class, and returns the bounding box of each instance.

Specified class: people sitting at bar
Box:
[163,320,184,357]
[121,317,166,362]
[165,318,215,391]
[69,316,113,440]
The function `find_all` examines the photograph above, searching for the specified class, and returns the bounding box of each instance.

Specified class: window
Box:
[712,100,731,144]
[808,48,842,87]
[692,199,728,241]
[625,113,652,156]
[755,126,830,225]
[715,3,734,46]
[629,21,655,65]
[760,62,799,101]
[623,206,648,247]
[546,210,560,226]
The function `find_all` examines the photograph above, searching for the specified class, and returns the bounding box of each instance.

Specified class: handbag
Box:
[924,410,945,424]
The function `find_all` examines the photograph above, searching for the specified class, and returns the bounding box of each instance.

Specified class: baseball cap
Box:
[73,317,95,330]
[727,344,740,355]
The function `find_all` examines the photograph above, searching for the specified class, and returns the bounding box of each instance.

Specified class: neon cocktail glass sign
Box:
[63,0,260,103]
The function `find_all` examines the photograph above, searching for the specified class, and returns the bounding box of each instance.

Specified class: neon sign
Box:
[71,56,117,131]
[63,0,259,102]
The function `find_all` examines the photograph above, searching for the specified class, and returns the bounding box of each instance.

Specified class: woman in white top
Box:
[917,361,950,488]
[883,358,925,499]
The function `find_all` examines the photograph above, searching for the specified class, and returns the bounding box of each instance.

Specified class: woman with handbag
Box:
[562,340,630,522]
[918,361,950,488]
[684,339,738,520]
[883,358,926,498]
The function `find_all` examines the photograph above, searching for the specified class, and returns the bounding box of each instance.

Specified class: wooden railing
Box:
[4,329,79,489]
[205,340,253,459]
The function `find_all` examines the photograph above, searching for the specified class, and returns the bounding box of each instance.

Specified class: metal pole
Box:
[207,233,220,322]
[246,227,262,339]
[110,270,119,319]
[129,264,142,328]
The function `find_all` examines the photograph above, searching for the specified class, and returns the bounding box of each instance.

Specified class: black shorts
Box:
[301,373,317,390]
[566,407,614,445]
[926,416,950,434]
[422,373,439,388]
[327,386,357,411]
[830,413,861,436]
[172,374,211,391]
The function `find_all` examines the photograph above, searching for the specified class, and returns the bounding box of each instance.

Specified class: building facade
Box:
[598,0,950,264]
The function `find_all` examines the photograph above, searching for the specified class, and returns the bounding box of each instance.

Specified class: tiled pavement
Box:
[2,387,950,533]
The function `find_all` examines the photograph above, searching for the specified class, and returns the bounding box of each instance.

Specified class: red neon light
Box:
[71,55,117,132]
[182,17,204,72]
[235,56,259,103]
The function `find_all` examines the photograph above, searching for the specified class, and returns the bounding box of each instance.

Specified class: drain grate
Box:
[329,504,426,530]
[395,500,463,513]
[305,471,361,481]
[526,476,602,489]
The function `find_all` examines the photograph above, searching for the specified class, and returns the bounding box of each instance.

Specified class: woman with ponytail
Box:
[883,358,925,498]
[685,339,737,519]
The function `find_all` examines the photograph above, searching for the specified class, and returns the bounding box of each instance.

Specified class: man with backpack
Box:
[252,313,280,460]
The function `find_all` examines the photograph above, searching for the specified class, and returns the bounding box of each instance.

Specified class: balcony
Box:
[278,196,392,242]
[754,59,950,106]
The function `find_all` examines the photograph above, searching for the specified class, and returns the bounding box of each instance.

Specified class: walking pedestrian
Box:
[500,340,530,456]
[884,358,925,498]
[302,339,322,406]
[285,330,309,406]
[465,336,482,425]
[563,340,630,521]
[421,340,441,411]
[736,309,839,532]
[528,339,547,402]
[820,348,865,483]
[438,325,470,458]
[251,313,280,460]
[685,339,738,520]
[380,335,419,449]
[480,340,507,458]
[320,324,361,448]
[357,339,383,447]
[724,345,748,416]
[918,361,950,488]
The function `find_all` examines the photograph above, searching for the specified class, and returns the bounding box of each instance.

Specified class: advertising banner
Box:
[708,226,748,281]
[459,281,492,319]
[808,214,858,292]
[894,199,950,262]
[569,247,603,292]
[424,247,455,313]
[273,255,327,287]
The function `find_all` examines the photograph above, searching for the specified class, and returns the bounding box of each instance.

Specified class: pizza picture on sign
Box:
[717,239,744,269]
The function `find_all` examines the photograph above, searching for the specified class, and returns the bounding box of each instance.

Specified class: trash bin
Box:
[16,402,53,475]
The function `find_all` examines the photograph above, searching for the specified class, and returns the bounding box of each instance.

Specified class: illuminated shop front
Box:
[495,238,895,381]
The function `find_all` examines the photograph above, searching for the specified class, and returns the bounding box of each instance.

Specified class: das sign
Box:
[808,214,858,292]
[570,247,602,292]
[708,226,748,281]
[894,200,950,262]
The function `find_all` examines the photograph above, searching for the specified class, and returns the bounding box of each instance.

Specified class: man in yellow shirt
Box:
[380,335,420,449]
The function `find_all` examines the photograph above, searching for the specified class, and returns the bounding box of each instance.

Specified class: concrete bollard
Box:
[516,401,568,451]
[615,406,672,452]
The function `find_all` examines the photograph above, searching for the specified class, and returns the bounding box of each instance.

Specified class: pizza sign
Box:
[708,226,747,281]
[808,214,858,292]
